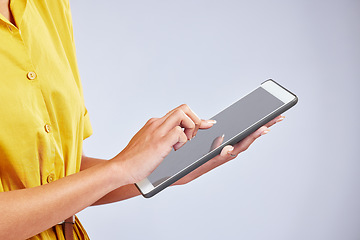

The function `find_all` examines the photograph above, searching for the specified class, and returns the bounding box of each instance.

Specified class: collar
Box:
[0,0,27,28]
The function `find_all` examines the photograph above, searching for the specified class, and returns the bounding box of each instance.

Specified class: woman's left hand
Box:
[173,115,285,185]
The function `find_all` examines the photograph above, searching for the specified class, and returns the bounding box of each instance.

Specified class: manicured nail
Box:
[227,146,235,154]
[227,147,237,158]
[207,120,217,124]
[261,129,270,136]
[276,116,285,123]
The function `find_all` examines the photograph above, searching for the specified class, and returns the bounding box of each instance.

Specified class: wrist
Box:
[107,153,136,187]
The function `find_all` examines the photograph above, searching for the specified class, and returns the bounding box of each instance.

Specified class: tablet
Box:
[135,80,298,198]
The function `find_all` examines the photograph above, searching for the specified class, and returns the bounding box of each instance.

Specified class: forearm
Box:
[78,105,218,205]
[0,160,123,240]
[80,155,141,205]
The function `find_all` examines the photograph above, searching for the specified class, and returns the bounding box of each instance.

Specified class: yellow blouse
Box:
[0,0,92,239]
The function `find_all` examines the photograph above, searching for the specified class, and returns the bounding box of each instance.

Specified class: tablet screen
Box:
[148,87,284,187]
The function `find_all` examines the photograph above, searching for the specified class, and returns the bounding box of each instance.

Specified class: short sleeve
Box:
[83,108,93,140]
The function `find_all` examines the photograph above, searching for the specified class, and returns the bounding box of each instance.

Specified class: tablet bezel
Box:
[135,80,297,197]
[261,80,296,104]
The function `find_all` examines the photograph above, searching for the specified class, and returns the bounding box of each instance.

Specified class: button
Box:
[47,173,55,183]
[44,124,51,133]
[27,71,37,80]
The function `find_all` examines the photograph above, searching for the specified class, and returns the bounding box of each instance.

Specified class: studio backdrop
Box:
[70,1,360,239]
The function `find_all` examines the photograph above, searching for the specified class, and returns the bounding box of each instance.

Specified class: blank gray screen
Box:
[148,87,284,187]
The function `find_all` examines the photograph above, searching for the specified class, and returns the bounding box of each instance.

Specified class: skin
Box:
[0,0,15,25]
[84,113,283,205]
[0,3,285,239]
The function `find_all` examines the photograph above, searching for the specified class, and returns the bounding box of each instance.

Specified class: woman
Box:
[0,1,283,239]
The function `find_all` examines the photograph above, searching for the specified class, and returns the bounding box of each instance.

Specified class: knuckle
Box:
[180,104,191,113]
[174,109,184,118]
[194,120,201,126]
[180,104,188,110]
[185,122,195,130]
[174,125,183,133]
[180,133,188,143]
[147,118,157,124]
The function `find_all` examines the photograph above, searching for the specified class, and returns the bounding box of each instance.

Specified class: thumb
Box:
[199,119,217,129]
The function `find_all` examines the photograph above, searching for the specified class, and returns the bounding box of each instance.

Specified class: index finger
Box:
[163,104,202,138]
[159,108,196,140]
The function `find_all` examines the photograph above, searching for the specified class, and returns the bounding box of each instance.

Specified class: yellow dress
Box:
[0,0,92,239]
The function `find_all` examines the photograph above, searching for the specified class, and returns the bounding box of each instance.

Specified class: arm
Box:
[80,155,141,205]
[0,104,209,239]
[0,159,121,240]
[80,115,285,205]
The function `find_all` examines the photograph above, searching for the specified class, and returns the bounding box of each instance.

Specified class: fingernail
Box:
[227,147,235,154]
[276,116,285,123]
[207,120,217,124]
[261,129,270,136]
[192,131,197,139]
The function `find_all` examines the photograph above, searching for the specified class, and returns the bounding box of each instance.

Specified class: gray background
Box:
[71,1,360,239]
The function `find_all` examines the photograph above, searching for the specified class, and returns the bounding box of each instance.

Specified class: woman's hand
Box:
[174,115,285,185]
[110,104,216,185]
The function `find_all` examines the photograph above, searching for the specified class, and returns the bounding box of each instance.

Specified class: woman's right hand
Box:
[0,105,217,239]
[110,104,216,185]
